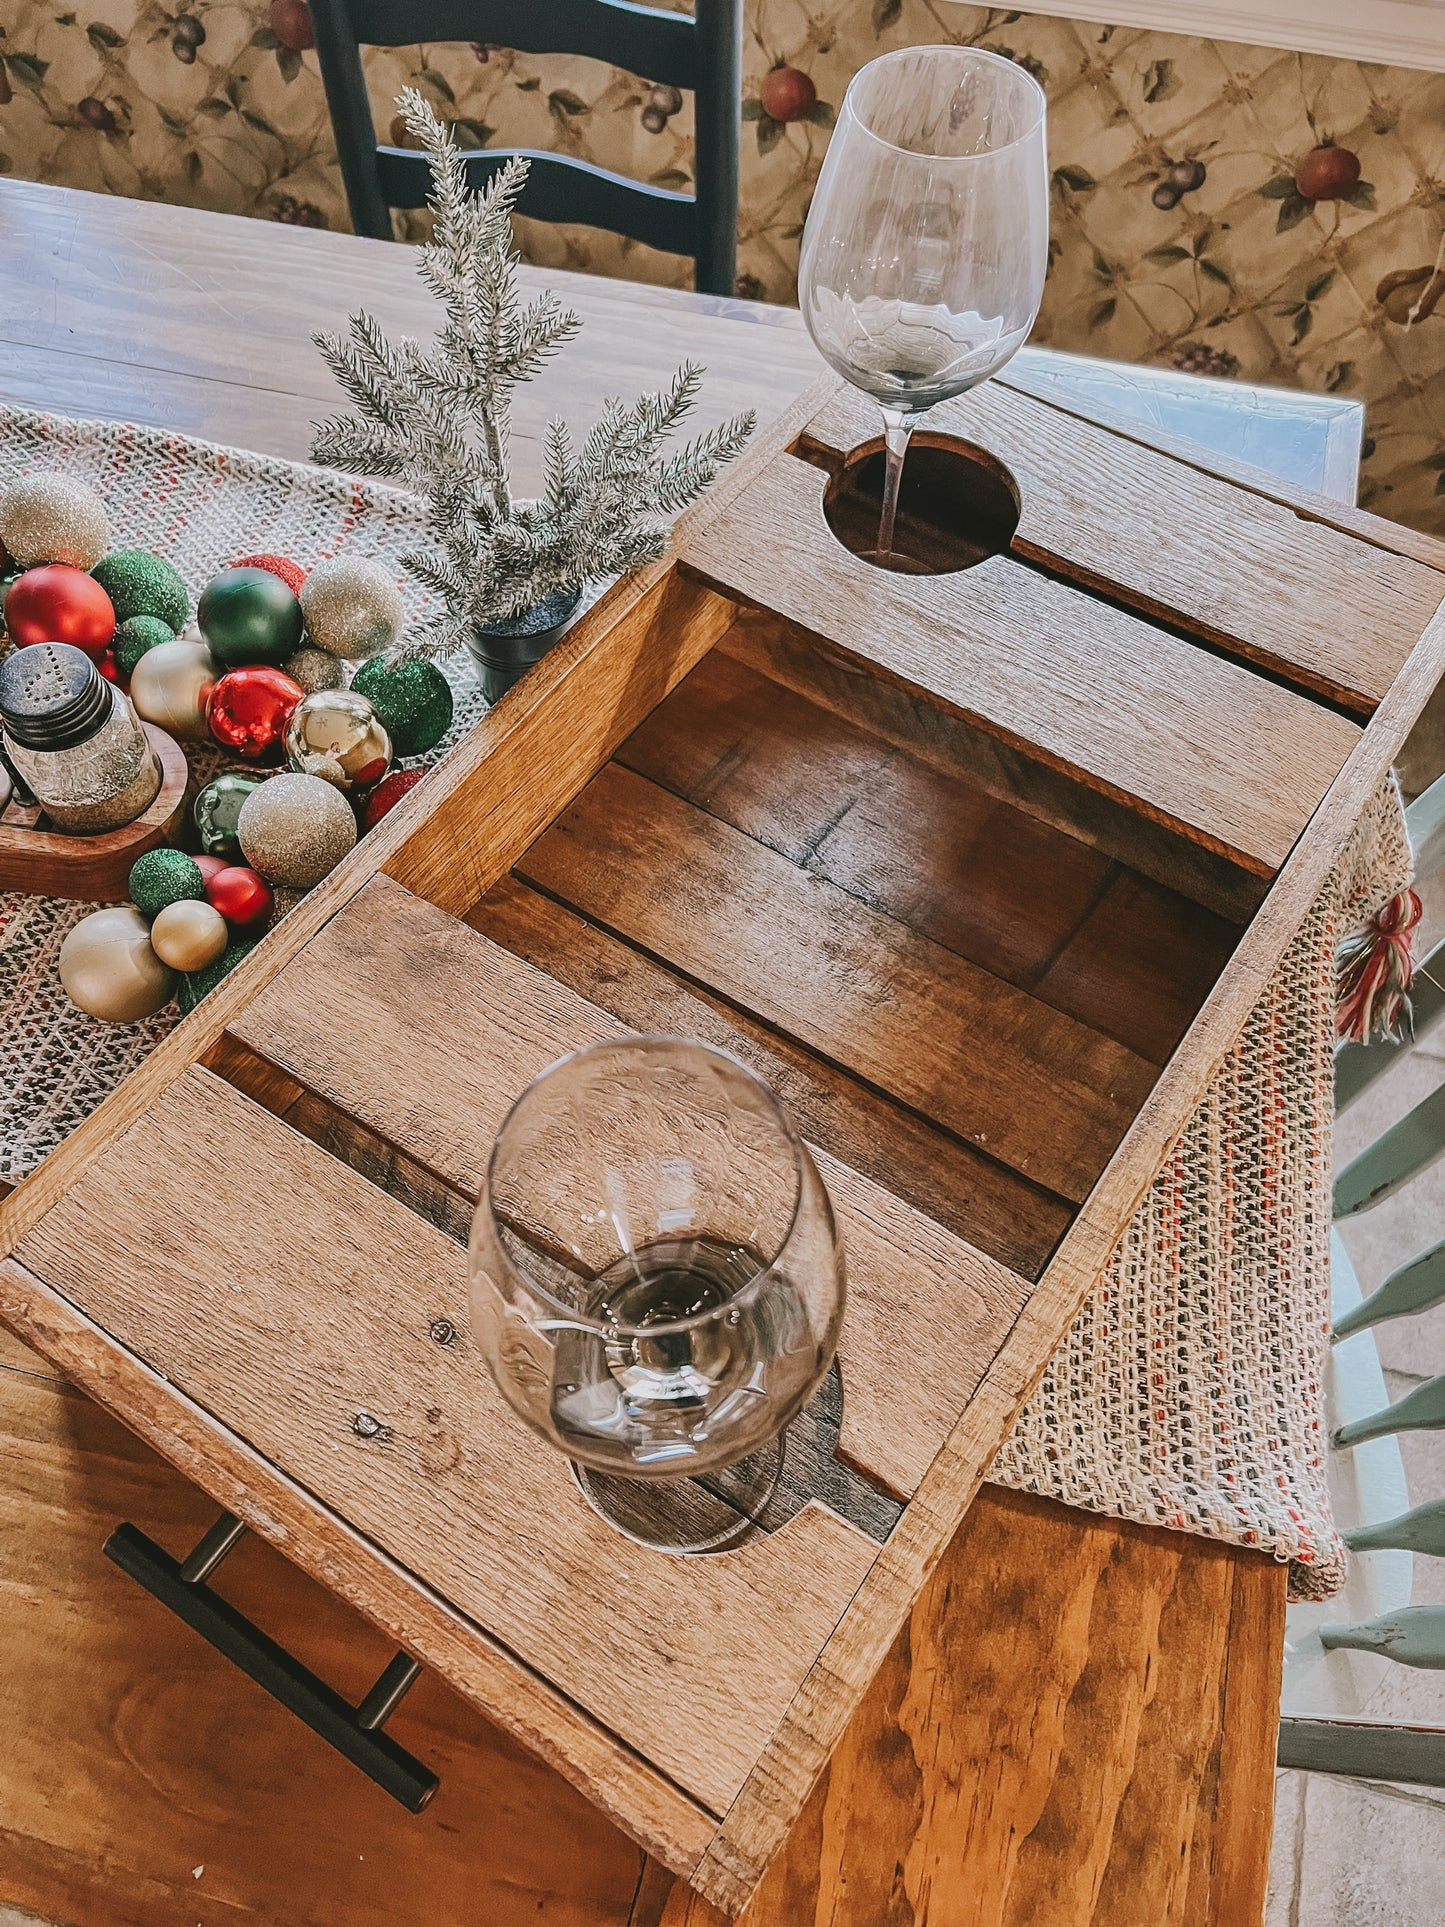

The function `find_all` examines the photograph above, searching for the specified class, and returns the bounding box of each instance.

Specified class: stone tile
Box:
[1284,1774,1445,1926]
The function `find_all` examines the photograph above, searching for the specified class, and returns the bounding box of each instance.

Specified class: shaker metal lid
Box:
[0,642,112,750]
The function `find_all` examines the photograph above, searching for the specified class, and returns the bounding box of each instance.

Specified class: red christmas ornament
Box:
[233,551,307,596]
[193,853,230,886]
[760,66,816,124]
[1295,144,1361,201]
[205,864,274,931]
[5,564,116,655]
[361,765,426,831]
[207,665,305,762]
[96,649,122,685]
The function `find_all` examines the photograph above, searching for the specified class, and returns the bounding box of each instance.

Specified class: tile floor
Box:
[1265,882,1445,1926]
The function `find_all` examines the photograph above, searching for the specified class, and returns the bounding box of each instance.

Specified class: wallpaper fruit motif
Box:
[2,2,1443,534]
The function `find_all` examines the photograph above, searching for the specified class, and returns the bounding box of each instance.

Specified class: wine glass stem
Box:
[877,408,917,560]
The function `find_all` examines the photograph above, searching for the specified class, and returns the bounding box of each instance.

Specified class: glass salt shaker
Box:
[0,642,161,834]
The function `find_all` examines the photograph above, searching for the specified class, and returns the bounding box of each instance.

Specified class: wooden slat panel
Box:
[229,874,1033,1502]
[467,875,1073,1281]
[16,1064,880,1818]
[679,450,1361,877]
[718,612,1267,926]
[617,648,1238,1065]
[802,382,1445,713]
[517,762,1157,1203]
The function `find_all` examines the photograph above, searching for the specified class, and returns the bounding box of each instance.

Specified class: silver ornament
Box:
[0,473,110,570]
[284,688,392,791]
[299,555,404,659]
[59,905,176,1023]
[282,644,345,694]
[130,638,219,743]
[236,771,357,888]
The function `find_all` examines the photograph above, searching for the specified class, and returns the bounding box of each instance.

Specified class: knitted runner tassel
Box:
[1336,888,1422,1044]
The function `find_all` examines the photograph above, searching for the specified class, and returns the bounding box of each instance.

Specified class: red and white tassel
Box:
[1336,888,1421,1045]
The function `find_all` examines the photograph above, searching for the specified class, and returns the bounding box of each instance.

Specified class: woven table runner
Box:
[0,406,1405,1602]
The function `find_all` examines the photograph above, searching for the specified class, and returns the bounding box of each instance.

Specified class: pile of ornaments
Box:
[0,470,455,1023]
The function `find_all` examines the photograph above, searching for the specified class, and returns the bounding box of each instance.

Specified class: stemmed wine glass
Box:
[468,1037,847,1554]
[798,45,1049,565]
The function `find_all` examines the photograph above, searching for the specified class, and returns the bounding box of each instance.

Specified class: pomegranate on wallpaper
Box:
[1,1,1442,533]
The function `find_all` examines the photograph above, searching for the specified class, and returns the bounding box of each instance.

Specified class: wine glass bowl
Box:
[468,1037,847,1541]
[799,45,1048,563]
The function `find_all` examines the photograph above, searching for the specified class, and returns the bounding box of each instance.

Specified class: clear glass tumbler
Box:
[468,1036,847,1552]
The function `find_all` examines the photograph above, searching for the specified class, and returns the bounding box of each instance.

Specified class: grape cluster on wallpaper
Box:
[2,2,1443,533]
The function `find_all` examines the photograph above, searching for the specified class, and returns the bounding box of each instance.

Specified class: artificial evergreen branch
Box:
[312,89,756,662]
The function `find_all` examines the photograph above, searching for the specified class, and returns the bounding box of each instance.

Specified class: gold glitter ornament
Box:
[0,473,110,570]
[149,898,230,972]
[284,688,392,791]
[59,905,176,1023]
[282,645,345,694]
[299,555,404,659]
[237,770,357,887]
[130,638,219,743]
[268,883,309,924]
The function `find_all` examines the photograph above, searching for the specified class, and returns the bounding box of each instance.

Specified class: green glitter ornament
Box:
[179,936,259,1015]
[194,770,266,859]
[199,566,304,667]
[114,613,175,676]
[129,847,206,918]
[91,549,189,633]
[351,655,453,758]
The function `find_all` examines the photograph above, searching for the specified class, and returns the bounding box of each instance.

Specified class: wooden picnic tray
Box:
[1,375,1443,1916]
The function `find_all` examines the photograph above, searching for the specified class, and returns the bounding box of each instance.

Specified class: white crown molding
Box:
[1000,0,1445,74]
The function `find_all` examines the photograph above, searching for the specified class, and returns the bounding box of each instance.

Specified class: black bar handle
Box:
[105,1517,438,1812]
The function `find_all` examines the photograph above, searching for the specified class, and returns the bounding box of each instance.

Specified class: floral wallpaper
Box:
[1,2,1442,533]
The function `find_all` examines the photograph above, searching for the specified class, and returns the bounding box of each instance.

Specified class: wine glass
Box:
[798,45,1049,564]
[468,1036,846,1554]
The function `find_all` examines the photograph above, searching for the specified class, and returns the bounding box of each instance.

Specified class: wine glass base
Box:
[571,1434,785,1556]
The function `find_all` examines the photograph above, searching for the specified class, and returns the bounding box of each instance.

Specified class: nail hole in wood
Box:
[821,433,1022,576]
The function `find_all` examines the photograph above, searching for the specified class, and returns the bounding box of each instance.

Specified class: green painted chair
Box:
[1278,770,1445,1788]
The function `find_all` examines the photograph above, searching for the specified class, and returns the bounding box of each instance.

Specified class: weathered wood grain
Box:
[517,761,1157,1203]
[14,1067,880,1820]
[467,874,1073,1280]
[680,449,1361,878]
[229,873,1033,1501]
[718,610,1268,925]
[616,647,1239,1065]
[802,381,1444,714]
[657,1488,1285,1927]
[0,1253,713,1876]
[0,1334,648,1927]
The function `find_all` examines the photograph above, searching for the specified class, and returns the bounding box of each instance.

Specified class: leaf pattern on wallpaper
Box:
[0,0,1442,532]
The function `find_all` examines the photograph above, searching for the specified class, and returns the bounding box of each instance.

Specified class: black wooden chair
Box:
[309,0,741,295]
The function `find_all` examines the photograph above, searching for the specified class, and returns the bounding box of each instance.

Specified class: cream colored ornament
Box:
[237,771,357,888]
[130,638,219,743]
[282,644,345,695]
[0,473,109,569]
[300,555,404,659]
[284,688,392,791]
[59,905,177,1023]
[149,898,230,972]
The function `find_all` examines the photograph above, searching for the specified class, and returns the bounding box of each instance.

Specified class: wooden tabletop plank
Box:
[804,384,1444,714]
[0,181,817,476]
[228,873,1032,1501]
[681,449,1362,877]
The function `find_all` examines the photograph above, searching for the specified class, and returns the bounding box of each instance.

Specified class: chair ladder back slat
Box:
[309,0,741,292]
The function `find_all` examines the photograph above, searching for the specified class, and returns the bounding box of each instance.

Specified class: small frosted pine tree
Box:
[311,89,755,663]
